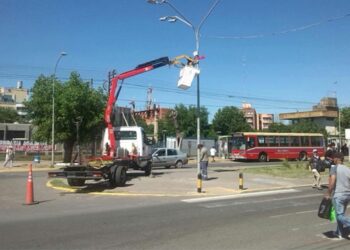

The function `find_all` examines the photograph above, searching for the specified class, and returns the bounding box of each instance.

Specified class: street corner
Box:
[46,176,245,198]
[46,178,190,197]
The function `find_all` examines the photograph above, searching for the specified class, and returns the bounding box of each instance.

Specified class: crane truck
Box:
[48,55,197,187]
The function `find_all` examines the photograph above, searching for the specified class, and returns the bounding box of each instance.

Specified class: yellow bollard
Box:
[239,172,244,190]
[197,173,202,193]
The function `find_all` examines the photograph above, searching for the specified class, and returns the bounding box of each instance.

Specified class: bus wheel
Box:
[258,153,268,162]
[299,151,307,161]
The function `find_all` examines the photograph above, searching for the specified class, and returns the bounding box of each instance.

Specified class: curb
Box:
[46,178,316,198]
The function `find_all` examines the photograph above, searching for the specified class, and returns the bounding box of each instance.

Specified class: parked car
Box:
[151,148,188,168]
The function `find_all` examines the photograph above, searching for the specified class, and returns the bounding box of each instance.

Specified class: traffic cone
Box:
[24,164,38,205]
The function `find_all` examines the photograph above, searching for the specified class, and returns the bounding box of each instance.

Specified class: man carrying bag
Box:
[325,152,350,239]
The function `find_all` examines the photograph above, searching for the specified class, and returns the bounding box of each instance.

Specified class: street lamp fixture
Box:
[52,51,67,167]
[159,15,192,27]
[148,0,220,193]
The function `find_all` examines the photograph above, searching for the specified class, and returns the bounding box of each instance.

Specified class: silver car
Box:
[151,148,188,168]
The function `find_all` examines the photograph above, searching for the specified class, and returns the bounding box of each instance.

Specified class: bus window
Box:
[267,136,278,147]
[258,136,267,147]
[290,136,300,146]
[311,136,322,147]
[280,137,289,147]
[232,136,246,150]
[246,137,255,148]
[301,136,309,146]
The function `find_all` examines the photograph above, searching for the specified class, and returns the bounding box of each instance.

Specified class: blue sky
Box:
[1,0,350,121]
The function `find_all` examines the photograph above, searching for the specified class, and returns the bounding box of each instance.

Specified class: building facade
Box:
[279,97,339,134]
[0,81,29,115]
[240,103,274,131]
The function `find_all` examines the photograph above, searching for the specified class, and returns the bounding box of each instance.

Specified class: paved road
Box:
[0,176,347,250]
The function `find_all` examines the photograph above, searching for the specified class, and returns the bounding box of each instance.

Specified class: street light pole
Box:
[148,0,220,192]
[52,52,67,167]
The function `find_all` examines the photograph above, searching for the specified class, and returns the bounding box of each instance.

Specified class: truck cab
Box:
[102,126,152,158]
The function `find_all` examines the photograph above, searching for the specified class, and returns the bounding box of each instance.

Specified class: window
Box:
[257,136,267,147]
[311,136,322,147]
[116,131,137,140]
[290,136,300,146]
[246,137,255,148]
[280,137,289,147]
[167,149,177,156]
[156,149,166,156]
[232,136,246,150]
[301,136,309,146]
[267,136,278,147]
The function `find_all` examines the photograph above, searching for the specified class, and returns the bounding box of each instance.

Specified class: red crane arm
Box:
[104,57,170,156]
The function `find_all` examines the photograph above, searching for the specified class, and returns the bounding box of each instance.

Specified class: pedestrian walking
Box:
[3,145,15,168]
[309,149,323,190]
[210,146,217,162]
[198,144,209,180]
[325,152,350,239]
[341,143,349,156]
[324,143,336,169]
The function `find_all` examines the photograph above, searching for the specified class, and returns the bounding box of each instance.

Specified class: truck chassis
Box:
[48,156,152,187]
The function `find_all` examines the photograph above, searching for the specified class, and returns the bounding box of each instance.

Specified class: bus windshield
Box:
[232,136,246,150]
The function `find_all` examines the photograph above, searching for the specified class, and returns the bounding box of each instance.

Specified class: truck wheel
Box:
[67,178,85,187]
[114,166,127,187]
[144,162,152,176]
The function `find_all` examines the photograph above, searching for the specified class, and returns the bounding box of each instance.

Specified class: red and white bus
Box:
[231,132,325,162]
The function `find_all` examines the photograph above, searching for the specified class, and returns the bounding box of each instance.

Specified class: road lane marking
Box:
[182,189,299,203]
[270,209,317,218]
[200,193,321,208]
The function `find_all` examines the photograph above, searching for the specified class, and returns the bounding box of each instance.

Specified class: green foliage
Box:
[0,107,24,123]
[267,123,291,132]
[338,107,350,134]
[134,116,154,135]
[157,104,210,138]
[212,106,251,135]
[26,72,105,161]
[267,120,327,136]
[290,119,324,133]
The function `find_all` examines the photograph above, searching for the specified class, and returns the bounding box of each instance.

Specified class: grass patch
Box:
[242,160,317,178]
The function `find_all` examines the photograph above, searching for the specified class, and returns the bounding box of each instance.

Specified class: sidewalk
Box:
[35,161,319,197]
[1,159,322,197]
[0,160,54,172]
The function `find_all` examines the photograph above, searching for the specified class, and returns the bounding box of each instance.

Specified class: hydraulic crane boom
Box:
[104,57,171,157]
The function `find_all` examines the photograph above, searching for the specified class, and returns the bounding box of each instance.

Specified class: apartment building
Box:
[241,103,274,131]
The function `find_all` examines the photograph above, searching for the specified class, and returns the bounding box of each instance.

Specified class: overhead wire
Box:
[205,13,350,39]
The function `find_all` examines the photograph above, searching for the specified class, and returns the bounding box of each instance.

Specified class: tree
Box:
[26,72,105,162]
[290,119,325,134]
[212,106,251,135]
[0,107,23,123]
[338,107,350,134]
[158,104,210,138]
[267,123,291,132]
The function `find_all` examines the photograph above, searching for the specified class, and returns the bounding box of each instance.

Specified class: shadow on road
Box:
[60,171,167,194]
[213,169,239,173]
